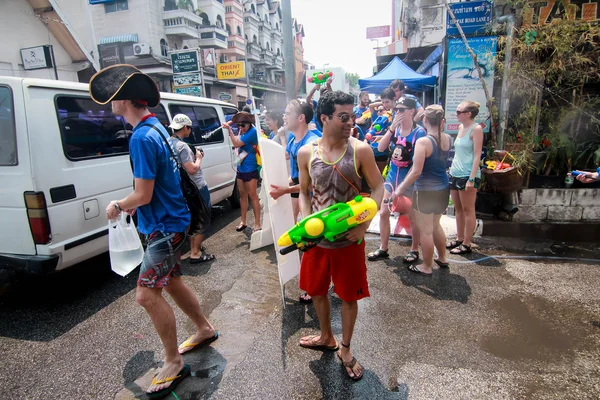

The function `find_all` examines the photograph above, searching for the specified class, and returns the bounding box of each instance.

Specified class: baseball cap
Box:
[395,96,417,110]
[169,114,193,130]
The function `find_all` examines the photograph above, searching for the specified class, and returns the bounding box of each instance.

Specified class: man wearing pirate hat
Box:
[94,65,217,398]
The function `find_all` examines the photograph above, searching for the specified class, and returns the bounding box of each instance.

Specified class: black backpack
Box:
[141,124,211,236]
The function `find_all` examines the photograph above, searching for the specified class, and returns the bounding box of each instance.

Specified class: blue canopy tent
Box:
[359,56,437,93]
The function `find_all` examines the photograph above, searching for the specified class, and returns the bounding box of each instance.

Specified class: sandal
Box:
[434,259,450,269]
[403,251,419,263]
[407,264,432,276]
[189,252,216,264]
[450,244,472,255]
[446,239,463,249]
[336,342,363,381]
[299,292,312,303]
[235,223,247,232]
[367,249,389,261]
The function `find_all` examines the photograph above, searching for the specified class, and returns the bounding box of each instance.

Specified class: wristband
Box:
[114,202,123,212]
[468,177,475,183]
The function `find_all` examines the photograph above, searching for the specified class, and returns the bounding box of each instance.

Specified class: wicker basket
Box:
[482,166,524,193]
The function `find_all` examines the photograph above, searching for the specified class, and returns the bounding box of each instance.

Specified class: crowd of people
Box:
[92,63,599,398]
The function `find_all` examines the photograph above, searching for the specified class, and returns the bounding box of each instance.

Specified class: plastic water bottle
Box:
[565,174,574,189]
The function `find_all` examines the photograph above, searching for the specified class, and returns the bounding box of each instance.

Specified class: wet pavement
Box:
[0,203,599,399]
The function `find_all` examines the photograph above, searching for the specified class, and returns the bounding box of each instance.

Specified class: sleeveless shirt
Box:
[309,137,363,249]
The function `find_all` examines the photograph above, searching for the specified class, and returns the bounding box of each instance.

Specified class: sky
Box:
[290,0,393,79]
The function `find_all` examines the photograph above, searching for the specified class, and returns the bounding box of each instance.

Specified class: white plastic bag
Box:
[108,214,144,276]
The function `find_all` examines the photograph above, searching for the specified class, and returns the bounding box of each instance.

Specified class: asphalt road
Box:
[0,203,599,400]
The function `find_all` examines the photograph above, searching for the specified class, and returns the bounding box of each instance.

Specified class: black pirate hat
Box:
[89,64,160,107]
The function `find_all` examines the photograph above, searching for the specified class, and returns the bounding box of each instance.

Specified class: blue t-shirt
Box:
[386,126,427,188]
[309,128,322,138]
[130,117,191,235]
[286,131,320,179]
[238,126,259,173]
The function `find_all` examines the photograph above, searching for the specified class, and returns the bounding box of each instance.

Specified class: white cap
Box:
[169,114,193,130]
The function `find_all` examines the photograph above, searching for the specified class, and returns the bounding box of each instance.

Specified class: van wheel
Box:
[229,184,241,209]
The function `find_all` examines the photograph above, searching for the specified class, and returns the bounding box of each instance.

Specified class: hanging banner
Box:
[444,36,497,134]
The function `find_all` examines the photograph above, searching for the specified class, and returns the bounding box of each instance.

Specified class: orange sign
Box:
[523,0,599,25]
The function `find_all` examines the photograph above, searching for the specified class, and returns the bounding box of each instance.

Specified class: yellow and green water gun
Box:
[277,196,378,255]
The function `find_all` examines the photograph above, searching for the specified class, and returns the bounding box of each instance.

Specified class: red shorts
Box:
[299,241,370,302]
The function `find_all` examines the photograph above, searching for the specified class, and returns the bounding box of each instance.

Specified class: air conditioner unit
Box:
[133,43,151,56]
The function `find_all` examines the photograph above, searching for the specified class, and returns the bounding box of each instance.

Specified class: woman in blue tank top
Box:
[447,101,484,255]
[395,105,451,275]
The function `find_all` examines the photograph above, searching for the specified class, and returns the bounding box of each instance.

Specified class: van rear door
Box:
[0,79,37,257]
[24,88,138,268]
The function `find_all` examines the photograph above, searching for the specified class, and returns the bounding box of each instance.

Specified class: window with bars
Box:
[105,0,128,13]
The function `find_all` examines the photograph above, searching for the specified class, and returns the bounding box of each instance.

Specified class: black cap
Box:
[395,96,417,110]
[89,64,160,107]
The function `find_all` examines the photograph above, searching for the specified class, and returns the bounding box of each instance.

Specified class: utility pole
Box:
[281,0,296,102]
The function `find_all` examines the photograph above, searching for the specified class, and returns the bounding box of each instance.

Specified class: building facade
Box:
[0,0,97,82]
[88,0,305,109]
[0,0,306,110]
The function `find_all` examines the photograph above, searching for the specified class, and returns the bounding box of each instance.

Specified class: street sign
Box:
[170,50,200,74]
[216,61,246,80]
[175,86,202,97]
[366,25,391,39]
[173,73,201,87]
[202,48,215,67]
[219,92,232,101]
[446,0,493,37]
[255,71,264,77]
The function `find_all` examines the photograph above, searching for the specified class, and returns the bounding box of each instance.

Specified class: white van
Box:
[0,77,240,278]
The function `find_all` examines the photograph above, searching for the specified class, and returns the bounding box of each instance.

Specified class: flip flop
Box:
[407,264,432,276]
[434,259,450,269]
[299,335,339,351]
[336,351,363,381]
[146,364,190,399]
[235,224,247,232]
[178,331,219,354]
[299,292,313,303]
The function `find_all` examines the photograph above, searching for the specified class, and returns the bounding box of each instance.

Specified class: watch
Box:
[468,177,475,183]
[114,202,123,212]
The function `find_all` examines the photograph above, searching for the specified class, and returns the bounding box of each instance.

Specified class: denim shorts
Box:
[138,231,186,288]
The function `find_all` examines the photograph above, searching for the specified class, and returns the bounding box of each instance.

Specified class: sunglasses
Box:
[238,123,249,127]
[395,107,408,112]
[456,110,469,115]
[330,114,352,123]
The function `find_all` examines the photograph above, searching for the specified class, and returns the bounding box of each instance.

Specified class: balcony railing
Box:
[199,25,229,43]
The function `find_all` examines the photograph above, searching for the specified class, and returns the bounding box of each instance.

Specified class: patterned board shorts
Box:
[138,231,186,288]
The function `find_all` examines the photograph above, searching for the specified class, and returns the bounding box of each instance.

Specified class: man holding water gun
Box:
[353,91,372,133]
[296,91,384,381]
[365,88,395,172]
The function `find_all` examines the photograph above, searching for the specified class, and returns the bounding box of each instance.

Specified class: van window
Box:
[56,96,167,160]
[168,104,223,145]
[223,106,239,135]
[0,86,17,166]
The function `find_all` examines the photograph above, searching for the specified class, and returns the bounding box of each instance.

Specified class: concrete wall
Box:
[0,0,83,82]
[515,188,600,222]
